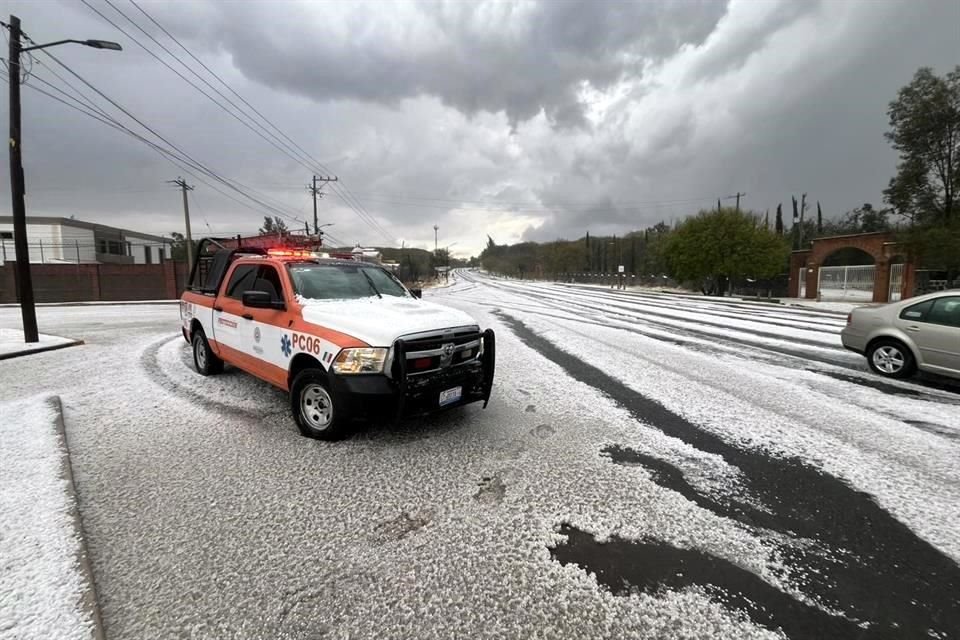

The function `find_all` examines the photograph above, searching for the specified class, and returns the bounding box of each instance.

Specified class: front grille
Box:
[394,326,481,378]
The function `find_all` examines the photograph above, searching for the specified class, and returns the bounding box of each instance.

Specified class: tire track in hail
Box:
[496,311,960,640]
[139,334,283,422]
[461,274,960,401]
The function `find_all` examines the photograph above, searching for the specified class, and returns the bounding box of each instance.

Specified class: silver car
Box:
[841,290,960,380]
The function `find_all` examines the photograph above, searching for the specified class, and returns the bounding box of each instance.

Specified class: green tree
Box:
[664,208,788,295]
[827,203,891,234]
[883,67,960,280]
[259,216,289,234]
[169,231,196,263]
[883,66,959,223]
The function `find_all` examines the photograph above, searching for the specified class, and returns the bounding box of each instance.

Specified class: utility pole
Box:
[5,17,119,343]
[725,192,746,213]
[168,177,195,270]
[307,175,337,233]
[798,193,807,248]
[433,224,439,254]
[8,16,37,341]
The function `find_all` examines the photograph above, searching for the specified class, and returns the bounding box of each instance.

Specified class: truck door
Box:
[239,264,290,388]
[214,263,258,362]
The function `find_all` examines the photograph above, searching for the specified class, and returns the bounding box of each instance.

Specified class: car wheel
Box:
[192,328,223,376]
[290,369,348,440]
[866,339,916,379]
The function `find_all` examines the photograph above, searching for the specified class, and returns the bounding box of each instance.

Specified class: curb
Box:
[0,339,84,361]
[49,396,106,640]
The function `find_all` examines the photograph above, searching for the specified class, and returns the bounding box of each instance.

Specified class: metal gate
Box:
[798,268,807,298]
[889,263,905,302]
[817,265,875,302]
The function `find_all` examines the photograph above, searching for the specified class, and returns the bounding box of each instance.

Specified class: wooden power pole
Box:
[168,177,195,270]
[307,175,337,234]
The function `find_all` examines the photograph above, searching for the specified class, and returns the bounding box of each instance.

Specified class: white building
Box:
[0,216,170,265]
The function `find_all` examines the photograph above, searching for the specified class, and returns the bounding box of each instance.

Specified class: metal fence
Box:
[889,263,905,302]
[817,265,875,302]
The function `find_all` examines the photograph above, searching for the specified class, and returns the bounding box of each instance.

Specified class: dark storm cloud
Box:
[683,0,822,82]
[185,0,728,128]
[1,0,957,257]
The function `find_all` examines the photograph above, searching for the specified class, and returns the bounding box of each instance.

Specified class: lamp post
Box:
[315,222,333,247]
[6,16,121,342]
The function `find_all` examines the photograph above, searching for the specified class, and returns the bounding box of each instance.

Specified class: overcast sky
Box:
[1,0,957,256]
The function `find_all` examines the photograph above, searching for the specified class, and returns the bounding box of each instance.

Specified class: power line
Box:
[111,0,398,245]
[88,0,338,199]
[20,51,309,227]
[9,67,308,229]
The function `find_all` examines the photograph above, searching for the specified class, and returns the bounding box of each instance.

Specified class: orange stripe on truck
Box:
[212,339,290,391]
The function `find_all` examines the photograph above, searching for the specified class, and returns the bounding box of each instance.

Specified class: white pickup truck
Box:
[181,239,495,440]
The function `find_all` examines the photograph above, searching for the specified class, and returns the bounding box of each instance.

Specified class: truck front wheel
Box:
[192,328,224,376]
[290,369,348,440]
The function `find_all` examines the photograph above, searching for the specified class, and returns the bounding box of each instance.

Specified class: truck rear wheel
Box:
[290,369,348,440]
[192,328,223,376]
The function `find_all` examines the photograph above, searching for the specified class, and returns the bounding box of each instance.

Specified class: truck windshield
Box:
[287,264,409,300]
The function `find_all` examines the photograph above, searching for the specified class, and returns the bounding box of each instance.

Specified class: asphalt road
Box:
[1,275,957,640]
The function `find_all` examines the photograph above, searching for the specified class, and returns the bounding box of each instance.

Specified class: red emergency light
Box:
[267,248,314,258]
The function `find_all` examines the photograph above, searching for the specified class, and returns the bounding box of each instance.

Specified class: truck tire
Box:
[192,328,224,376]
[290,369,348,440]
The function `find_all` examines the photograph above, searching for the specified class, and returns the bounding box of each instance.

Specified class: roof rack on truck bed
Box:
[187,237,268,295]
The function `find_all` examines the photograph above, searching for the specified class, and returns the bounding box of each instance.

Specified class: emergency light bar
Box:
[267,248,314,258]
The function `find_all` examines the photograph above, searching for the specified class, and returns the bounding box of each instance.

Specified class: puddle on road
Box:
[550,524,860,639]
[497,312,960,639]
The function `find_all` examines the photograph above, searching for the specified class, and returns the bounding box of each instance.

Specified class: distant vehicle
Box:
[841,291,960,380]
[180,238,495,440]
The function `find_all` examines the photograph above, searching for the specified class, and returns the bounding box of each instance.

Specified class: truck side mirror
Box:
[410,288,422,299]
[243,290,283,310]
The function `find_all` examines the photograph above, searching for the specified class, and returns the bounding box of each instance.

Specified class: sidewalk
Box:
[0,395,104,640]
[779,298,871,314]
[0,328,83,360]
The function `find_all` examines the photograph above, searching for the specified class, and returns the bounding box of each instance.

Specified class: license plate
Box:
[439,386,462,406]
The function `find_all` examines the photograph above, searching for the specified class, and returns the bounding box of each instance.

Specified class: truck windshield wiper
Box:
[360,269,382,299]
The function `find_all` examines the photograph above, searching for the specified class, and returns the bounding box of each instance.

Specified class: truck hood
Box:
[298,295,479,346]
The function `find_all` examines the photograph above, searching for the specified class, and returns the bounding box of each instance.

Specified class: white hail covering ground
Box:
[298,295,479,345]
[0,328,75,357]
[0,287,957,638]
[0,396,92,640]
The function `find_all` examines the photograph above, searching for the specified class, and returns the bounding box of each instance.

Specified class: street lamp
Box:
[316,223,334,247]
[7,15,121,342]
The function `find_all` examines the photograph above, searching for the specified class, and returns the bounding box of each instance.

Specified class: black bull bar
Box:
[393,329,495,419]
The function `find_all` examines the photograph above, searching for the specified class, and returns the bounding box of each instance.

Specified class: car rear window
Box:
[899,300,932,321]
[926,297,960,328]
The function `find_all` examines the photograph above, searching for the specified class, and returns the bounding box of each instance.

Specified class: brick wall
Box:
[0,262,189,303]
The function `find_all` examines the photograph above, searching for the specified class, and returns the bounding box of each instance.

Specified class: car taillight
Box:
[846,312,852,325]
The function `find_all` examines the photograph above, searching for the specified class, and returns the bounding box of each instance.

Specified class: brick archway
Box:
[788,232,916,302]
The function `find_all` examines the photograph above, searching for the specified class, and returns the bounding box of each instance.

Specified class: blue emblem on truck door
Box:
[281,334,292,357]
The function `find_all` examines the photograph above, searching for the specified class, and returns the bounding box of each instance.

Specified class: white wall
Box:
[123,234,169,264]
[0,223,96,264]
[0,222,168,265]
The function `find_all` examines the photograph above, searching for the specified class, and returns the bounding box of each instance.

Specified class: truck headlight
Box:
[332,347,388,374]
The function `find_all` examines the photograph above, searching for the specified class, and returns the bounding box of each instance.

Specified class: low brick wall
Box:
[0,262,189,303]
